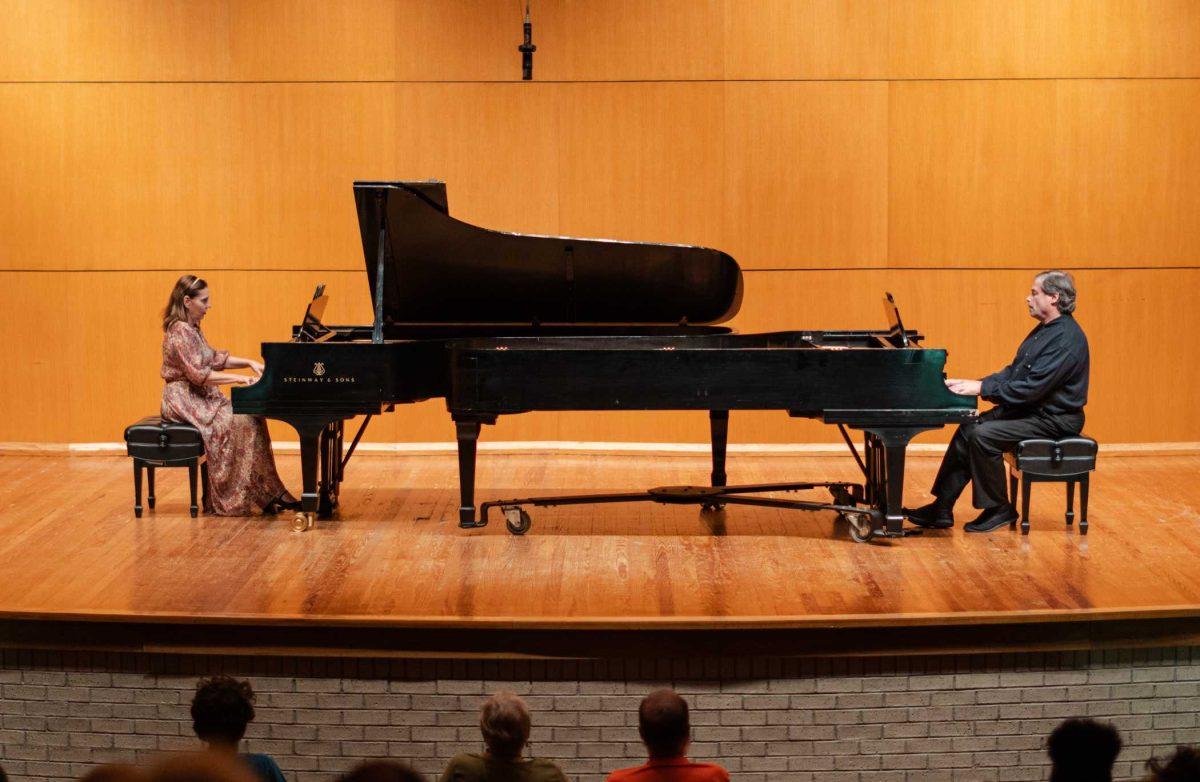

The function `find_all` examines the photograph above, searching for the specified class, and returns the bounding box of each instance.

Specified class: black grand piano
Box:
[233,181,976,541]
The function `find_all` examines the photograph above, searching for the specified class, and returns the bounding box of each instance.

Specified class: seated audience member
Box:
[439,691,567,782]
[607,689,729,782]
[80,764,151,782]
[1046,718,1122,782]
[339,760,425,782]
[190,675,286,782]
[148,752,257,782]
[1148,746,1200,782]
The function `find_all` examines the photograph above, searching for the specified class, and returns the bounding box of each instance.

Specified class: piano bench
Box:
[123,416,208,518]
[1004,436,1098,535]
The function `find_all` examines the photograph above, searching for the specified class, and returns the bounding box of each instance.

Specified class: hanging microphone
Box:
[518,2,536,80]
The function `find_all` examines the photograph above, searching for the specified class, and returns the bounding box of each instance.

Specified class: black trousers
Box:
[932,407,1085,510]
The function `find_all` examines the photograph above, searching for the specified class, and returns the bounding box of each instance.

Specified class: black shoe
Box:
[905,501,954,529]
[964,504,1019,533]
[263,493,303,515]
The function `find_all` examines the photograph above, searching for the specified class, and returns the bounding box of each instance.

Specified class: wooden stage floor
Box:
[1,450,1199,657]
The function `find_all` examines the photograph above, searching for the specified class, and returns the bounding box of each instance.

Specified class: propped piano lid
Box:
[353,181,743,326]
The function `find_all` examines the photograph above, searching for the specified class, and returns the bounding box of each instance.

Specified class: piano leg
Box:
[861,426,937,537]
[709,410,729,488]
[881,442,906,536]
[455,418,482,528]
[318,421,340,516]
[283,418,335,532]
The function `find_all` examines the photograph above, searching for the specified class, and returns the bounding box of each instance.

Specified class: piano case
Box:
[124,416,205,465]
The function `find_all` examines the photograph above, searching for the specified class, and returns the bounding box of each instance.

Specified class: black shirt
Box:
[980,313,1089,415]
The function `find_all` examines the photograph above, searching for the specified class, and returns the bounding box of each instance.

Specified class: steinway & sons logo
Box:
[281,361,357,384]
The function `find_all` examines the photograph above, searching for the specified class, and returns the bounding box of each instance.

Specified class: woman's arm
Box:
[224,356,265,376]
[206,371,257,387]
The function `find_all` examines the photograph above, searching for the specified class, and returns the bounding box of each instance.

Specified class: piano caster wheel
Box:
[503,506,532,535]
[292,512,315,532]
[842,512,875,543]
[701,502,725,512]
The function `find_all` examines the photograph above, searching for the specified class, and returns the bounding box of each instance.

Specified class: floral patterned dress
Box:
[160,320,287,515]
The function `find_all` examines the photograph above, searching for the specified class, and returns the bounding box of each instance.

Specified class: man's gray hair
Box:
[1036,270,1077,314]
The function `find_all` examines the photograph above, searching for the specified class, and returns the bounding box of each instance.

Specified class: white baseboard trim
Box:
[3,440,1199,457]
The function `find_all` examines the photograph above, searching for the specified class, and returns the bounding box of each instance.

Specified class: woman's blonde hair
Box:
[163,274,208,331]
[479,691,531,760]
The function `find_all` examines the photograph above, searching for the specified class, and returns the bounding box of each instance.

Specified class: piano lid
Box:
[353,181,743,326]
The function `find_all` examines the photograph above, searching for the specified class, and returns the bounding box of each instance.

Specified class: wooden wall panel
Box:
[393,84,562,238]
[723,82,888,268]
[1055,80,1200,264]
[0,0,234,82]
[0,1,511,83]
[10,80,1193,272]
[888,80,1059,266]
[723,0,887,80]
[0,83,569,271]
[0,84,397,270]
[542,0,725,81]
[3,1,1198,83]
[556,83,726,250]
[0,268,1188,445]
[888,0,1200,79]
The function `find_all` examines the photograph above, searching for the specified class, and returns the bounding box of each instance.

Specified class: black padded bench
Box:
[124,416,208,518]
[1004,436,1098,535]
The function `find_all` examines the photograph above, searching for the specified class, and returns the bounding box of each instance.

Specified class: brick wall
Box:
[1,647,1198,782]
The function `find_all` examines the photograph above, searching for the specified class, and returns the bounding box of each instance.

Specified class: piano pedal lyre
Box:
[292,512,315,532]
[502,505,532,535]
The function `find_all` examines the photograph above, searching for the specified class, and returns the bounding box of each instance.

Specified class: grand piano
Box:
[233,181,976,541]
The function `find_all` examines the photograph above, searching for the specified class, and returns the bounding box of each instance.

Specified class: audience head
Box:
[337,760,425,782]
[190,675,257,747]
[638,689,691,759]
[1046,718,1122,782]
[147,752,256,782]
[1148,746,1200,782]
[479,691,532,760]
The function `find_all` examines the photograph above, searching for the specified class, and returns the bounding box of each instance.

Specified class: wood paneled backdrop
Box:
[2,0,1197,445]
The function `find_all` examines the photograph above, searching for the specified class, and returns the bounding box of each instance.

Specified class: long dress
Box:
[160,320,288,515]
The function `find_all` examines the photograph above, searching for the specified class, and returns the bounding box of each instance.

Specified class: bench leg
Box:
[1008,469,1017,508]
[1080,475,1089,535]
[201,461,210,514]
[1065,480,1075,526]
[133,461,143,518]
[147,466,156,510]
[188,461,199,518]
[1021,475,1031,534]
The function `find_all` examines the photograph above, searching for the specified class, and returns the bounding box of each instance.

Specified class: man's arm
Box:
[980,334,1081,407]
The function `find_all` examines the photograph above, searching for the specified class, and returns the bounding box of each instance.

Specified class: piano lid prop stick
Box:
[371,192,387,344]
